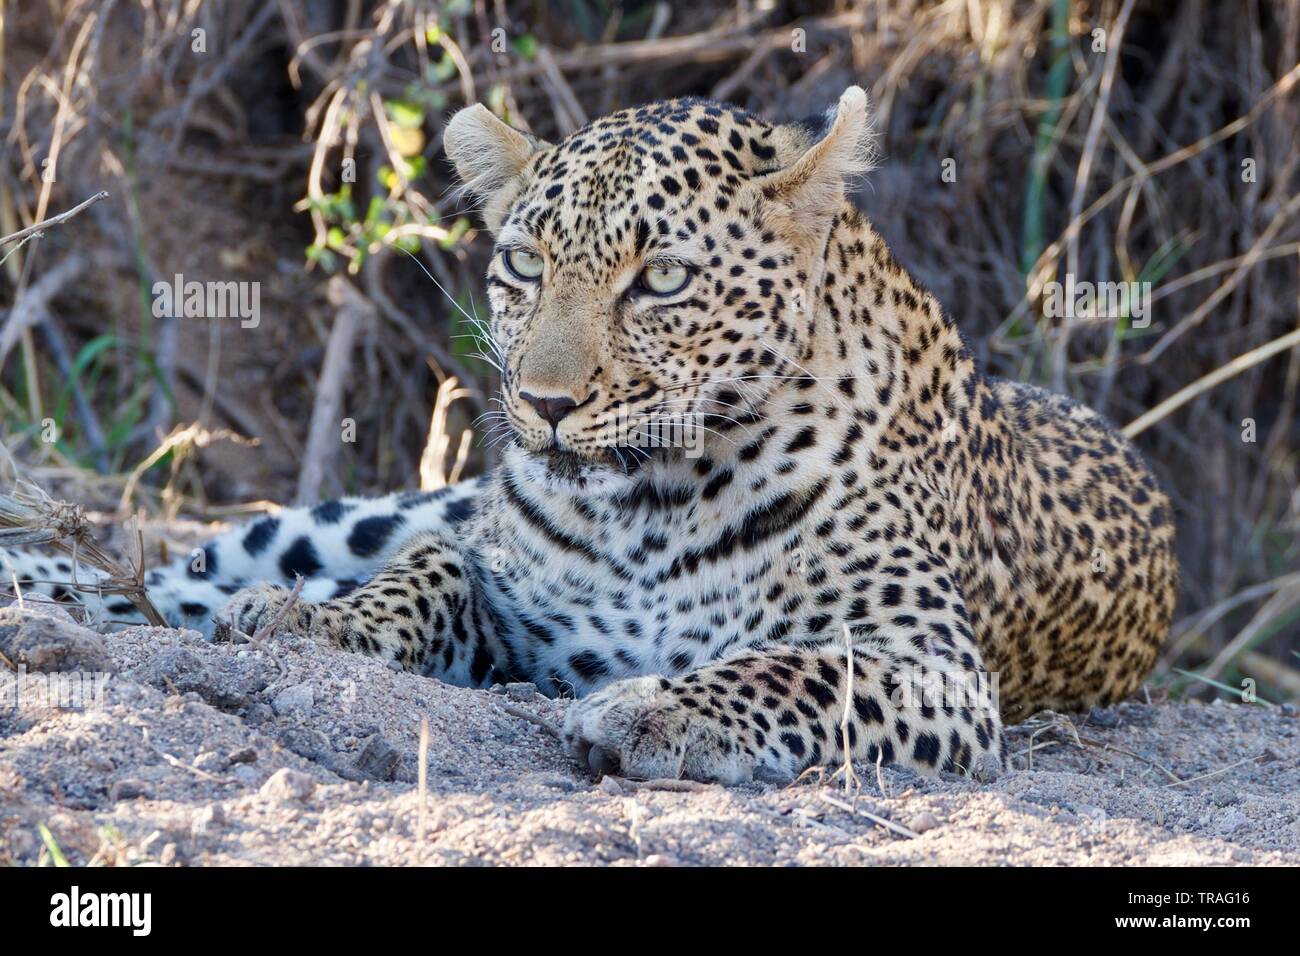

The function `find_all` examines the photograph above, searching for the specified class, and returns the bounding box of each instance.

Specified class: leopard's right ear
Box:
[443,105,550,232]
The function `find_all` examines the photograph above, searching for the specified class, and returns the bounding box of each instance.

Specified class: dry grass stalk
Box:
[0,479,165,626]
[419,375,473,491]
[295,277,374,507]
[603,775,717,794]
[495,700,563,740]
[1123,325,1300,439]
[819,792,919,840]
[1022,711,1185,785]
[1202,584,1300,682]
[1163,754,1265,790]
[838,623,862,804]
[119,423,257,516]
[417,715,430,845]
[0,190,108,249]
[250,575,306,644]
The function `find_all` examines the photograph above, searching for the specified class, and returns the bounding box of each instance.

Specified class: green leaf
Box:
[404,156,427,181]
[432,53,459,82]
[51,334,121,430]
[438,216,472,250]
[38,824,70,867]
[512,34,538,61]
[306,244,339,272]
[384,98,425,130]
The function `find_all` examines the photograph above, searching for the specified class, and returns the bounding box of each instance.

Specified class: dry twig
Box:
[0,190,108,248]
[0,478,165,626]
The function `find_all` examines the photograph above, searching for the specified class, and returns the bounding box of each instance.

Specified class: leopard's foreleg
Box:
[563,597,1005,784]
[220,531,501,687]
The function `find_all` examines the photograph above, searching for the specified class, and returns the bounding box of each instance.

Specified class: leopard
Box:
[1,88,1178,785]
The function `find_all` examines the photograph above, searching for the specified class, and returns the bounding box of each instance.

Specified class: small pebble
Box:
[272,682,315,717]
[1073,805,1107,826]
[110,778,150,802]
[505,682,539,702]
[908,811,941,834]
[259,767,315,802]
[353,736,401,781]
[241,702,272,726]
[193,751,227,773]
[191,803,225,836]
[84,753,114,773]
[227,746,258,765]
[1088,706,1120,728]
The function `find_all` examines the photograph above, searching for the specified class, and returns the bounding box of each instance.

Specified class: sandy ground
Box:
[2,601,1297,866]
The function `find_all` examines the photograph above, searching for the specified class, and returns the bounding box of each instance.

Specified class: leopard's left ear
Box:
[756,87,877,233]
[443,104,551,231]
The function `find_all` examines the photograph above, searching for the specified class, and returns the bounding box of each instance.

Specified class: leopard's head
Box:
[444,89,875,488]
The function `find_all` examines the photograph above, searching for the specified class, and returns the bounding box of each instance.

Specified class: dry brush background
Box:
[0,0,1297,702]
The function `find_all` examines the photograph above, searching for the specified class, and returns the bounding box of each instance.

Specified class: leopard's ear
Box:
[756,87,877,234]
[443,104,551,232]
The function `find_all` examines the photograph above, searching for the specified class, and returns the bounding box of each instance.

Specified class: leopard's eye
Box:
[503,248,544,281]
[639,263,691,296]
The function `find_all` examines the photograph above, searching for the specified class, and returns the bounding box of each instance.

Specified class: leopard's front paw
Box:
[562,676,755,784]
[218,583,308,637]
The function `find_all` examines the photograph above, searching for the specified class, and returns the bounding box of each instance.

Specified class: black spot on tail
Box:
[398,488,452,510]
[279,536,323,579]
[242,517,280,556]
[347,514,406,558]
[311,500,355,524]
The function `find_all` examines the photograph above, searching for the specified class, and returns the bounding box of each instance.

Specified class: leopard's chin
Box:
[510,444,647,495]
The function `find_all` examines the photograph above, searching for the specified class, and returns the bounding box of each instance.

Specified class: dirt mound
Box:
[1,603,1296,866]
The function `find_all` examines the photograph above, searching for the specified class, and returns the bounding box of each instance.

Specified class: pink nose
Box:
[520,392,579,428]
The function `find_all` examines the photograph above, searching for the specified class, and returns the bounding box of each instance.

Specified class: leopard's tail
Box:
[0,479,483,638]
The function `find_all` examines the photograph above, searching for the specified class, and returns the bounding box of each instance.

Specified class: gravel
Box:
[1,601,1296,866]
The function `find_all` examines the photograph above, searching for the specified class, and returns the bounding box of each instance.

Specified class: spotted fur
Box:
[2,90,1177,784]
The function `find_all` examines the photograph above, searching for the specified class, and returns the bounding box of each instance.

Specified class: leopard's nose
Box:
[520,392,579,428]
